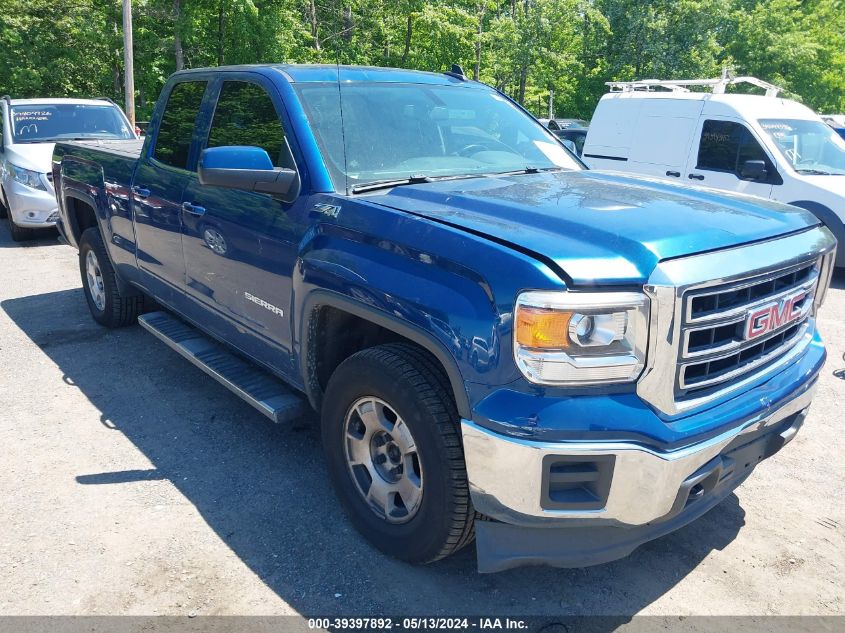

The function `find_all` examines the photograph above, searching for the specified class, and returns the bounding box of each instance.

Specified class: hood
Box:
[4,142,56,173]
[369,170,819,285]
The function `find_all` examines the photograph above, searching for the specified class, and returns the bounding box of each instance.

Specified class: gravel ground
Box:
[0,222,843,618]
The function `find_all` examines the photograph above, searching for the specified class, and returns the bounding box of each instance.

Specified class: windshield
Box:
[759,118,845,175]
[295,82,581,190]
[10,104,134,143]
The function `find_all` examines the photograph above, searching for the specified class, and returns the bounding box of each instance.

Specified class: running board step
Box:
[138,311,309,423]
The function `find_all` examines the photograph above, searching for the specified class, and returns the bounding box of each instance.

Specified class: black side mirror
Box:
[739,159,768,182]
[198,146,298,196]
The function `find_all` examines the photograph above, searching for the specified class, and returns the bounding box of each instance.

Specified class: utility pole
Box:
[122,0,136,126]
[548,88,554,119]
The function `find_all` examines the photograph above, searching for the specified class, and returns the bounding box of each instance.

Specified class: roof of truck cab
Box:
[173,64,485,87]
[8,98,120,106]
[600,90,820,121]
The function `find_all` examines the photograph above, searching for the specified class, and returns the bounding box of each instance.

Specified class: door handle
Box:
[688,173,705,181]
[182,201,206,216]
[666,171,681,177]
[132,186,151,198]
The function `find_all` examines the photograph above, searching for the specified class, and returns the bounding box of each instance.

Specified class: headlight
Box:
[513,290,649,385]
[10,165,47,191]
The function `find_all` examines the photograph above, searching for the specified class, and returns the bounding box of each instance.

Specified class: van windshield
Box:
[759,119,845,176]
[295,82,581,191]
[10,104,134,143]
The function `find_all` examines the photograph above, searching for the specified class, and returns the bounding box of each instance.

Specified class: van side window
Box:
[154,81,207,170]
[697,120,772,177]
[207,81,292,169]
[697,120,743,171]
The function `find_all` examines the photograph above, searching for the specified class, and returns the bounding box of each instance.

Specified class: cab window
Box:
[154,81,207,169]
[698,120,742,171]
[206,81,293,169]
[696,120,776,180]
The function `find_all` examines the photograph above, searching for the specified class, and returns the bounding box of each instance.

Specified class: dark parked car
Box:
[821,115,845,140]
[538,118,589,157]
[555,126,588,157]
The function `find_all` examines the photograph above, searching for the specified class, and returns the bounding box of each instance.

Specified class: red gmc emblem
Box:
[744,289,808,340]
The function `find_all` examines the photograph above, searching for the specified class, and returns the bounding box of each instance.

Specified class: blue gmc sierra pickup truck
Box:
[52,65,837,572]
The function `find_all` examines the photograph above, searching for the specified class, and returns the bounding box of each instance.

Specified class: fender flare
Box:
[64,188,140,296]
[788,200,844,263]
[299,289,472,420]
[63,188,100,242]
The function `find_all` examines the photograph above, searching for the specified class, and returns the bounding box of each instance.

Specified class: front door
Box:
[180,77,307,376]
[684,118,779,199]
[134,79,208,305]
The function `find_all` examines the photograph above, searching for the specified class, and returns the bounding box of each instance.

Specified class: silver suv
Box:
[0,97,136,241]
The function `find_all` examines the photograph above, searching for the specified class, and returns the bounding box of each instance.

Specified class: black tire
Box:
[78,227,144,327]
[0,189,7,219]
[6,212,36,241]
[322,343,476,564]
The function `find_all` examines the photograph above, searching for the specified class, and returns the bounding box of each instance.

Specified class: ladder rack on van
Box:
[606,76,782,98]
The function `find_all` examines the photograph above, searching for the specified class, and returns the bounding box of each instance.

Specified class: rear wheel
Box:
[322,343,475,563]
[78,227,144,327]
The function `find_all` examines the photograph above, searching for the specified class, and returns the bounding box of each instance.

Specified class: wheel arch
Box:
[68,194,140,296]
[788,200,844,265]
[300,290,471,420]
[64,192,99,246]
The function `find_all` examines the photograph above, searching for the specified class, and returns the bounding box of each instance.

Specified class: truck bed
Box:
[56,138,144,159]
[52,139,143,204]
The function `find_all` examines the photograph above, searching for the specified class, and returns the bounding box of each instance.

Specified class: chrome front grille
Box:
[637,226,837,417]
[676,261,819,399]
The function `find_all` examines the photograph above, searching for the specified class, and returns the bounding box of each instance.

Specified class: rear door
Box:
[684,118,779,198]
[133,78,209,305]
[179,74,308,376]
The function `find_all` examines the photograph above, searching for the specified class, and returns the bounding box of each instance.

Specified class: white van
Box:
[582,76,845,265]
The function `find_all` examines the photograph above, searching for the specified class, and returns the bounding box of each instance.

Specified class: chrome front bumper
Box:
[462,380,816,528]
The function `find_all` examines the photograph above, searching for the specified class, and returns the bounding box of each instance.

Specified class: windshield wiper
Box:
[351,175,434,194]
[350,165,565,194]
[477,166,565,177]
[795,168,832,175]
[351,172,486,194]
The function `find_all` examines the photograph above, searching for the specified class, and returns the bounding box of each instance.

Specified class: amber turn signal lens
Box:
[515,307,572,348]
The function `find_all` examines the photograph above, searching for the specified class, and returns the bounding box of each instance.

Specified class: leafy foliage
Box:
[1,0,843,121]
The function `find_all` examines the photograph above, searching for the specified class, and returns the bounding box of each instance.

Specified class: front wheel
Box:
[6,212,35,242]
[78,227,144,327]
[322,343,476,564]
